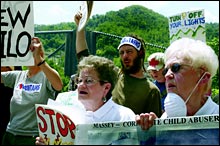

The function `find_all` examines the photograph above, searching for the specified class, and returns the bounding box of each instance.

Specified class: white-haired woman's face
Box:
[164,56,202,103]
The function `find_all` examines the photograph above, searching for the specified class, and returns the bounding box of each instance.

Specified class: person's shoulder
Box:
[147,79,160,90]
[117,105,136,119]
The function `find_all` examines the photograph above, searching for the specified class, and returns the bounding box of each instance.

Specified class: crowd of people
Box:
[1,10,219,145]
[74,11,162,116]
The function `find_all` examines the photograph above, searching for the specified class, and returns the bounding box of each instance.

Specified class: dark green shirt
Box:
[112,73,162,116]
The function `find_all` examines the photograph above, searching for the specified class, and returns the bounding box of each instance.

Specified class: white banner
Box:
[35,100,219,145]
[75,115,219,145]
[1,1,34,66]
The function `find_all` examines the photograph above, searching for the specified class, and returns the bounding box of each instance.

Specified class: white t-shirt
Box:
[55,90,136,123]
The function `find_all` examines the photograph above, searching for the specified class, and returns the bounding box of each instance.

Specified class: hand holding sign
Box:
[29,37,44,65]
[76,1,93,32]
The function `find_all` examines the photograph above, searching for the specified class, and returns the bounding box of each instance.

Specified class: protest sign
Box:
[35,99,86,145]
[142,114,219,145]
[168,9,205,44]
[75,114,219,145]
[77,1,93,32]
[35,91,219,145]
[75,120,140,145]
[36,98,219,145]
[1,1,34,66]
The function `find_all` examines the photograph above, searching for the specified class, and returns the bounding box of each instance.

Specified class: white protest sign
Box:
[75,115,219,145]
[1,1,34,66]
[35,94,86,145]
[77,1,93,32]
[168,9,206,44]
[35,103,86,145]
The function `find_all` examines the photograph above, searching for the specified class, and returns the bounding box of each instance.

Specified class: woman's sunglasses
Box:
[162,63,184,76]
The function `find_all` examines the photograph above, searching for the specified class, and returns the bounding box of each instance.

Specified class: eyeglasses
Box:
[74,76,107,86]
[162,63,189,76]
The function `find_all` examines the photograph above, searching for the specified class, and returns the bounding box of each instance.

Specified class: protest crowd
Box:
[1,1,219,145]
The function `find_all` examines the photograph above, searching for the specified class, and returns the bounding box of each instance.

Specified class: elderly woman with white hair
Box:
[136,37,219,130]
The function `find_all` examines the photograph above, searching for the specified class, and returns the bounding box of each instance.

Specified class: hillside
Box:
[87,5,170,46]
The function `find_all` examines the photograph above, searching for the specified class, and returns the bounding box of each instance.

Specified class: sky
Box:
[33,1,219,25]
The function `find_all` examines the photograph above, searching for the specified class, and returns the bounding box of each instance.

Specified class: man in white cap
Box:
[147,52,167,113]
[111,35,162,116]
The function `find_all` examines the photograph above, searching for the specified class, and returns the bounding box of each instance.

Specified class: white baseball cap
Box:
[117,36,141,51]
[147,52,165,71]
